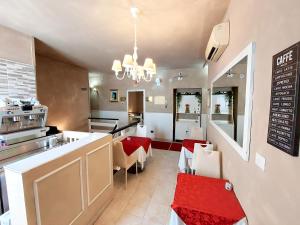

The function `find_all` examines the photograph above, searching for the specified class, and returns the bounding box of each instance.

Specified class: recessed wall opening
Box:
[173,88,202,141]
[127,90,145,123]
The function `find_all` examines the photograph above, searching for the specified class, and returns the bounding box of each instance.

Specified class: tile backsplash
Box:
[0,58,36,100]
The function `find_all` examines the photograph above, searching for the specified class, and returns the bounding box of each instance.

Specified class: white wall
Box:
[212,94,229,114]
[91,110,208,141]
[178,95,200,114]
[91,110,128,126]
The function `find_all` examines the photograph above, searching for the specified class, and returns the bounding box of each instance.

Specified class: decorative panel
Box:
[86,143,111,206]
[34,158,84,225]
[0,58,36,99]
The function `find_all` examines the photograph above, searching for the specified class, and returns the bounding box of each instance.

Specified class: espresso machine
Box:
[0,98,64,215]
[0,103,48,144]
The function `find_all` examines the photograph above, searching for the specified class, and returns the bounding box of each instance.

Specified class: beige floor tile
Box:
[116,213,143,225]
[122,199,150,217]
[144,201,171,225]
[141,216,166,225]
[95,199,125,224]
[94,149,180,225]
[151,188,174,206]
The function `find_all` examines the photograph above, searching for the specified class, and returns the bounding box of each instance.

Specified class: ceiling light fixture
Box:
[226,70,235,78]
[177,72,184,81]
[155,78,161,86]
[112,7,156,83]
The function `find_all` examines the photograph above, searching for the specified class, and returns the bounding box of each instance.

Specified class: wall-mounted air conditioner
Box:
[205,22,230,62]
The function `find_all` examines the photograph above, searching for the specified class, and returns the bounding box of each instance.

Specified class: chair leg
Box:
[141,162,144,170]
[135,161,138,176]
[125,168,127,189]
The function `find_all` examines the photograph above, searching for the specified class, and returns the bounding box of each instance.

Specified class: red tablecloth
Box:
[171,173,245,225]
[121,136,152,156]
[182,139,207,153]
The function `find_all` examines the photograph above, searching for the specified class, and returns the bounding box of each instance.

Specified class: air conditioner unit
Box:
[205,22,230,62]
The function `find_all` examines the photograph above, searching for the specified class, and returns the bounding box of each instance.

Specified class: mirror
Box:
[212,57,247,147]
[210,42,255,160]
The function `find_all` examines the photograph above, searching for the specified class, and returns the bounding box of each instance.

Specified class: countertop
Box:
[4,132,109,174]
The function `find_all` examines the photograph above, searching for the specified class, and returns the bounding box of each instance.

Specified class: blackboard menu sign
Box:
[267,42,300,156]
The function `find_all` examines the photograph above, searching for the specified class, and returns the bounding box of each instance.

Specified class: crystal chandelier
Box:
[112,7,156,83]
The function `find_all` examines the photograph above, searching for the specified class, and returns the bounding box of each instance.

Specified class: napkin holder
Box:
[225,182,233,191]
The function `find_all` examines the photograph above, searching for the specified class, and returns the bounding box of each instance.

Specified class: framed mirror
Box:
[210,42,255,160]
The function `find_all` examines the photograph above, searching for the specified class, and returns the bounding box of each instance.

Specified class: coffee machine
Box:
[0,99,63,215]
[0,103,48,145]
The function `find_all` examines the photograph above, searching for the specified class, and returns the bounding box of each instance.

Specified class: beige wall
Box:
[0,25,34,65]
[207,0,300,225]
[90,65,208,114]
[36,55,89,131]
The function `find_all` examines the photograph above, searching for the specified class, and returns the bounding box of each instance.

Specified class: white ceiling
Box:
[0,0,230,72]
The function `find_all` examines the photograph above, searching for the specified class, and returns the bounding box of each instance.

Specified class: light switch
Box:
[255,153,266,171]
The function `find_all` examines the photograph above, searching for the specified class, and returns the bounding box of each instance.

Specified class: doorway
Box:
[173,88,202,141]
[127,90,145,123]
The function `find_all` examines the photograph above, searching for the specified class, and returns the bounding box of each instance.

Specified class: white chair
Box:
[112,136,138,189]
[199,143,214,151]
[191,144,221,178]
[136,124,147,137]
[190,127,204,140]
[187,143,214,169]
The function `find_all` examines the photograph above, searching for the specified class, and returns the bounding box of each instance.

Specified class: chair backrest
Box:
[190,127,204,140]
[191,146,221,178]
[136,124,147,137]
[194,143,214,151]
[112,136,126,168]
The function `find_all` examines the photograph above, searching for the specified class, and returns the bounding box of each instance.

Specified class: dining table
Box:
[169,173,247,225]
[178,139,210,172]
[121,136,152,169]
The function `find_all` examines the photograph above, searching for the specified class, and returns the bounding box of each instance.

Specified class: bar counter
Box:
[4,131,113,225]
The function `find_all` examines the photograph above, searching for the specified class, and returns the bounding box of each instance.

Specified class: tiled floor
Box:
[94,149,180,225]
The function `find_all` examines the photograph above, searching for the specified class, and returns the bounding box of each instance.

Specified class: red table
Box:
[182,139,207,153]
[171,173,246,225]
[121,136,151,156]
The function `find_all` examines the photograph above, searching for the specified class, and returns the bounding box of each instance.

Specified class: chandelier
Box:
[112,7,156,83]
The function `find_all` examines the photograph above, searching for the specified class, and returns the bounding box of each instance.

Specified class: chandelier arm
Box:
[143,72,152,82]
[115,71,125,80]
[127,69,132,78]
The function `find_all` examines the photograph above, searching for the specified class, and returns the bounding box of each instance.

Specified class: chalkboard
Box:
[267,42,300,156]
